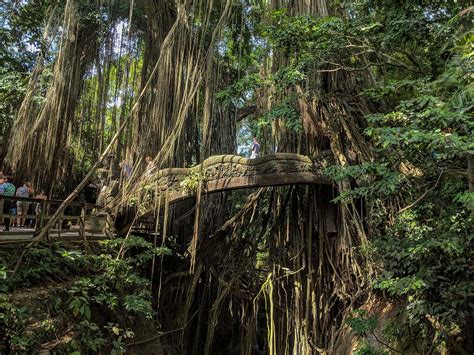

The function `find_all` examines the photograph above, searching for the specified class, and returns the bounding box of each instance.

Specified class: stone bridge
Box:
[146,153,333,205]
[0,153,334,243]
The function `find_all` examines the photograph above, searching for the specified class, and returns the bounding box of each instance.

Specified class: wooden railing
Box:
[0,195,111,243]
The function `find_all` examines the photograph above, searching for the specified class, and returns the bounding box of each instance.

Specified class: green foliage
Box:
[257,95,302,132]
[317,1,474,349]
[216,73,264,106]
[3,245,86,288]
[60,236,164,352]
[326,163,403,202]
[0,0,54,71]
[68,282,92,320]
[381,319,403,344]
[103,236,172,266]
[1,235,170,352]
[352,14,473,339]
[0,0,472,352]
[105,322,135,354]
[0,262,6,282]
[2,305,36,352]
[266,11,345,60]
[347,309,377,336]
[354,69,472,344]
[373,208,473,327]
[0,69,26,133]
[0,0,57,142]
[71,320,107,352]
[347,310,391,355]
[354,340,387,355]
[68,279,137,353]
[180,167,206,192]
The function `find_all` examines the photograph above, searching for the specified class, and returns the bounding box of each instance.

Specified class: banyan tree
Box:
[2,0,472,353]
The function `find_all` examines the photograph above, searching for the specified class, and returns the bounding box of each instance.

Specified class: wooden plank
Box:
[0,195,102,209]
[0,234,108,245]
[0,193,111,245]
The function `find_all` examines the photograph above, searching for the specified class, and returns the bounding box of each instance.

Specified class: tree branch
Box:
[398,172,443,214]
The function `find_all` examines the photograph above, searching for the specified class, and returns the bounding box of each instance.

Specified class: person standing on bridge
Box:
[250,136,260,159]
[16,182,32,228]
[0,175,16,231]
[34,189,47,228]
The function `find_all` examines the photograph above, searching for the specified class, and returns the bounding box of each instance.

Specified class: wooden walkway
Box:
[0,229,108,244]
[0,196,109,244]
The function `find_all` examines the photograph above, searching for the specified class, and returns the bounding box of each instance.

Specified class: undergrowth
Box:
[0,235,171,353]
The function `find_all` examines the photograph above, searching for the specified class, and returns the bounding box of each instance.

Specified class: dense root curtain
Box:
[6,0,99,191]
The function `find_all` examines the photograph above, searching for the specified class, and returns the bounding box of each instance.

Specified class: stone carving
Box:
[143,153,333,205]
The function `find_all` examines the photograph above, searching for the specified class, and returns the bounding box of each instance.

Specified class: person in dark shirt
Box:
[0,175,16,231]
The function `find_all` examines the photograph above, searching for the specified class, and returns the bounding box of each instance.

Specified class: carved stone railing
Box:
[147,153,333,205]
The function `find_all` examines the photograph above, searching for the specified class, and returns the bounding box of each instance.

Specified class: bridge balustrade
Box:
[0,195,110,243]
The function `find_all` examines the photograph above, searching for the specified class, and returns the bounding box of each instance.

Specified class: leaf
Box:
[84,306,91,320]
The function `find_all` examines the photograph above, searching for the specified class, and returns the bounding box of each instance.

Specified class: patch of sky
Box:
[237,119,253,157]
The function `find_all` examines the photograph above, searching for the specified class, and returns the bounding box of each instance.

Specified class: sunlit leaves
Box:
[257,96,302,132]
[267,12,345,58]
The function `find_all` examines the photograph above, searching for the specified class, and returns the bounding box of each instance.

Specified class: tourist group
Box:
[0,174,47,232]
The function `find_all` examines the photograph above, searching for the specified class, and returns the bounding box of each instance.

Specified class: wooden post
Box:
[106,213,112,238]
[79,203,86,241]
[0,196,4,223]
[57,209,63,239]
[37,200,46,231]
